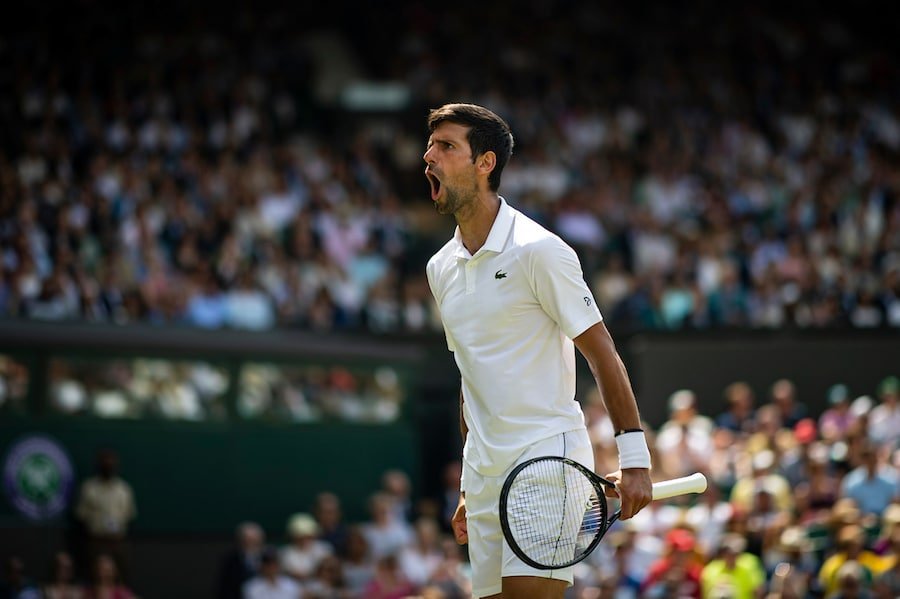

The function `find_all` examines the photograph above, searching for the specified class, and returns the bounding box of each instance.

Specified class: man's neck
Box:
[456,193,501,255]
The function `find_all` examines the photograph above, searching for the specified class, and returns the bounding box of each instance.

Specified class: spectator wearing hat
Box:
[839,441,900,518]
[818,524,889,598]
[780,418,820,488]
[242,546,300,599]
[640,527,704,598]
[765,526,817,598]
[831,560,875,599]
[280,512,333,582]
[820,384,854,443]
[700,533,766,599]
[868,377,900,447]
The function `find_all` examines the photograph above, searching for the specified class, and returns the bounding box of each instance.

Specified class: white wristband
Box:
[616,431,652,469]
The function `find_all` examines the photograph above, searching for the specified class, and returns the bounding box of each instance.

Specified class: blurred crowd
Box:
[2,374,898,598]
[1,3,899,334]
[215,374,899,599]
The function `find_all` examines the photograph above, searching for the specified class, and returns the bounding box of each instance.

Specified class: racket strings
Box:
[505,459,606,568]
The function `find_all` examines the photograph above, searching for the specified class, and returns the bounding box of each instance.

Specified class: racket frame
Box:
[499,455,616,570]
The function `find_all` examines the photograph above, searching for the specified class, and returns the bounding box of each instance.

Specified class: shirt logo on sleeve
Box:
[584,296,592,306]
[495,270,508,280]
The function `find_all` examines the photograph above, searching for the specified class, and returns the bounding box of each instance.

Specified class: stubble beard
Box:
[436,183,478,221]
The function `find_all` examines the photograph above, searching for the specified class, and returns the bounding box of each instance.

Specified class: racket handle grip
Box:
[651,472,708,500]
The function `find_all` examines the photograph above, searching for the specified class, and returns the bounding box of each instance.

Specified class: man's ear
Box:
[476,151,496,176]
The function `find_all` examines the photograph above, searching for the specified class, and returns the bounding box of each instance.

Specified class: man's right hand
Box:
[451,493,468,544]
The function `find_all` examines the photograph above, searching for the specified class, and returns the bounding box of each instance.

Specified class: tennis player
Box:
[424,103,653,599]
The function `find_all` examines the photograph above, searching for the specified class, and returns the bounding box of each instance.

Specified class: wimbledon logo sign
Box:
[3,435,74,521]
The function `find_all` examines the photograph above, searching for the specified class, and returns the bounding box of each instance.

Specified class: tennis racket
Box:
[499,456,707,570]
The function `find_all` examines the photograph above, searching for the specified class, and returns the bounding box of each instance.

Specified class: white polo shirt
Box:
[426,198,603,481]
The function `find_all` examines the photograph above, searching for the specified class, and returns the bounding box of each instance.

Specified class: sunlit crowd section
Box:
[2,4,899,333]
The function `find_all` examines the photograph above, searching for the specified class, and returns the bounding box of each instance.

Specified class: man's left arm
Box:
[574,321,653,519]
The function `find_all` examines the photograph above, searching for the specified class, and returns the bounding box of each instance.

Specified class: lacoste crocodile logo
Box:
[495,270,508,280]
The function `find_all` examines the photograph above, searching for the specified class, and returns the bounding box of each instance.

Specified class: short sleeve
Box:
[528,237,603,339]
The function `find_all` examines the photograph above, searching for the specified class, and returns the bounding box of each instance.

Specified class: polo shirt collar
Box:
[452,196,515,259]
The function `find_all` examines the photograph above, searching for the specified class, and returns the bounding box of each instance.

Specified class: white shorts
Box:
[463,429,594,598]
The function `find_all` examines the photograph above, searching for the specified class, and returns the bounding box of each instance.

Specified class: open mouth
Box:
[425,169,442,201]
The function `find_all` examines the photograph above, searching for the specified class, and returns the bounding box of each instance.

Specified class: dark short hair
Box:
[260,546,279,564]
[427,103,514,192]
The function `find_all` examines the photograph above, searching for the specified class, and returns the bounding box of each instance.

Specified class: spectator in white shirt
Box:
[869,376,900,446]
[279,513,332,582]
[242,547,300,599]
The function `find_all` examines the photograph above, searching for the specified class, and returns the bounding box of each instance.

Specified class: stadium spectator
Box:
[716,381,756,434]
[360,554,415,599]
[831,560,875,599]
[700,534,766,599]
[420,539,472,599]
[793,442,841,524]
[241,546,300,599]
[839,441,900,517]
[313,492,350,558]
[360,492,414,561]
[380,469,414,524]
[0,556,40,599]
[767,379,808,430]
[730,449,794,515]
[397,517,444,588]
[817,525,889,598]
[764,526,816,598]
[654,389,714,480]
[683,483,733,559]
[639,527,703,598]
[74,449,137,586]
[820,384,856,443]
[867,376,900,447]
[302,554,352,599]
[779,418,821,488]
[872,503,900,555]
[872,525,900,598]
[340,526,375,595]
[41,551,85,599]
[83,554,135,599]
[279,512,333,582]
[214,521,265,599]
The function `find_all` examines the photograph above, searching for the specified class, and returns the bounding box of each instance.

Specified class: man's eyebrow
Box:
[429,135,455,145]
